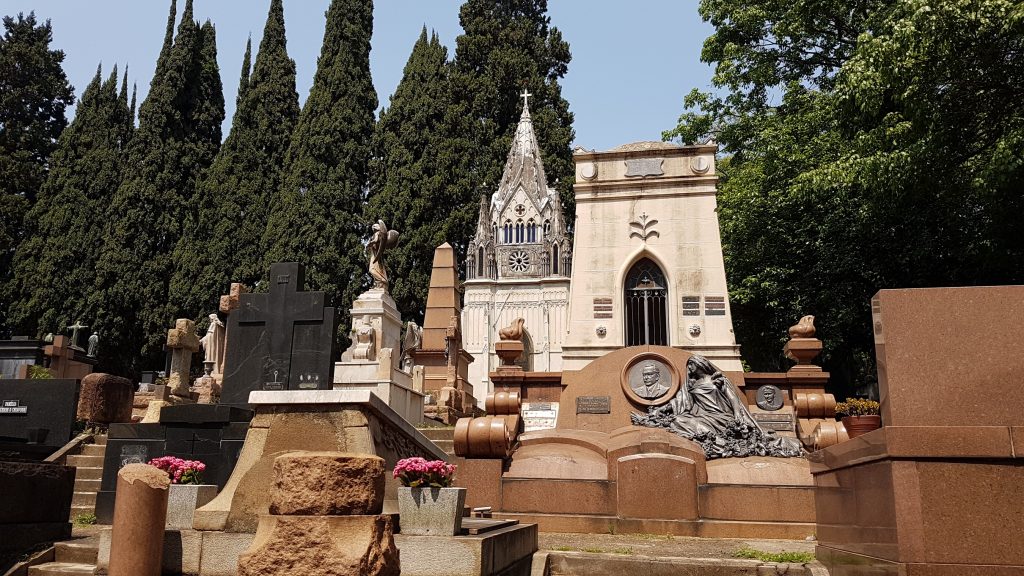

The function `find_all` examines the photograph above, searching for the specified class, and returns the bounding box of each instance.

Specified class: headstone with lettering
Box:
[0,379,79,458]
[220,262,337,406]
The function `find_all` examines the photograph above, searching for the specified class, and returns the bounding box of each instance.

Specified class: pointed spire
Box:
[493,88,550,214]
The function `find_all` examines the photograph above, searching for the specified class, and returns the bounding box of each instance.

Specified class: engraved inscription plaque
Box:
[755,385,784,411]
[576,396,611,414]
[522,401,559,431]
[624,158,664,177]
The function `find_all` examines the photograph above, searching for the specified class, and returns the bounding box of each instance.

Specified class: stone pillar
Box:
[108,463,170,576]
[237,452,399,576]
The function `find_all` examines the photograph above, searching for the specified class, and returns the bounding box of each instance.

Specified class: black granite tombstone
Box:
[94,404,252,523]
[220,262,337,406]
[0,379,79,460]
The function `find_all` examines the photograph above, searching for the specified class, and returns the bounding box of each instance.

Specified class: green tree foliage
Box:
[170,0,299,320]
[446,0,575,252]
[0,12,74,336]
[263,0,376,339]
[7,65,132,337]
[94,0,224,375]
[366,28,451,322]
[667,0,1024,395]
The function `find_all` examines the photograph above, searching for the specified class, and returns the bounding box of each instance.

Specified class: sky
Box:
[0,1,716,152]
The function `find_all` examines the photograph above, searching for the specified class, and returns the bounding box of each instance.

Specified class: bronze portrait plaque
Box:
[755,384,784,411]
[620,353,679,406]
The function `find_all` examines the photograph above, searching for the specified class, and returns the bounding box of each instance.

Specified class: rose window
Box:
[508,250,530,272]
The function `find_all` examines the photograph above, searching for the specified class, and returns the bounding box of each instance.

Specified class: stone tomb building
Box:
[462,101,742,402]
[462,99,573,398]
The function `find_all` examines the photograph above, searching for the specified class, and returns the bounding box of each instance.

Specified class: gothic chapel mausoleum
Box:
[462,96,742,401]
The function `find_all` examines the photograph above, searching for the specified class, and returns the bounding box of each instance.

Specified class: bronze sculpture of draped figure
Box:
[631,355,803,459]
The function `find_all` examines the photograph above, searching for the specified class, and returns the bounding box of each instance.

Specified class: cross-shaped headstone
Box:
[520,88,532,110]
[220,262,337,406]
[67,320,88,349]
[42,335,76,379]
[219,282,247,315]
[166,318,201,397]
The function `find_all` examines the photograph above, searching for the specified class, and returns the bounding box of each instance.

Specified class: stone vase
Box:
[397,486,466,536]
[166,484,218,529]
[841,415,881,439]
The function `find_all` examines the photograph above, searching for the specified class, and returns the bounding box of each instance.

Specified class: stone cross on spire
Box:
[520,88,532,113]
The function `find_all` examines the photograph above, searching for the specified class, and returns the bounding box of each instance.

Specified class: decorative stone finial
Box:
[788,315,816,338]
[498,318,524,341]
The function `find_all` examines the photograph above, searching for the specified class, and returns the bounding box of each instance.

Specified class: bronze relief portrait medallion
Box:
[621,353,679,406]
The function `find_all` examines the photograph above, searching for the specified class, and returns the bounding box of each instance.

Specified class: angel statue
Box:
[368,220,400,290]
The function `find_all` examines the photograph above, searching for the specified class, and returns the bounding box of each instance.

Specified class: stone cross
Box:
[43,335,76,378]
[218,282,248,378]
[228,262,334,396]
[67,320,88,349]
[166,318,201,397]
[520,88,532,110]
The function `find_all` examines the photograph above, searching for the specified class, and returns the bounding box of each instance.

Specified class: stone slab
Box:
[871,286,1024,428]
[394,523,537,576]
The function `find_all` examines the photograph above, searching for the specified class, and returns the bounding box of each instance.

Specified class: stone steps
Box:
[417,427,456,457]
[27,562,95,575]
[66,454,103,468]
[73,466,102,480]
[54,541,98,564]
[69,436,107,520]
[71,491,96,507]
[80,443,105,456]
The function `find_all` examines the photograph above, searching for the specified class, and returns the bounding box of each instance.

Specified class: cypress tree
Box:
[366,28,451,322]
[446,0,575,240]
[264,0,376,340]
[0,12,75,336]
[8,65,132,337]
[170,0,299,320]
[93,0,224,375]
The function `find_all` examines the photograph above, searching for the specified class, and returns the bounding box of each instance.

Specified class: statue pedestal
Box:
[336,289,424,425]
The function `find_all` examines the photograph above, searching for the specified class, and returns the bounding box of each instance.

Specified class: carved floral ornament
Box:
[629,212,658,242]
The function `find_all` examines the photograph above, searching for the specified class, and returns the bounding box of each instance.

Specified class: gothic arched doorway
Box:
[624,258,668,346]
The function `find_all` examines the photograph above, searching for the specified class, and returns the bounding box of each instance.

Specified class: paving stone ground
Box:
[539,532,816,559]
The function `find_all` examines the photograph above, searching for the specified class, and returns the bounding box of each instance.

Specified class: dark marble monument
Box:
[0,379,80,460]
[220,262,337,406]
[94,404,252,523]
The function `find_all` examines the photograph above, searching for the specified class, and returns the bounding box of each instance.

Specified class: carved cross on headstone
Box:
[221,262,337,405]
[43,335,76,379]
[166,319,201,397]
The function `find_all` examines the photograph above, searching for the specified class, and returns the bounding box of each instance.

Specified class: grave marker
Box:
[220,262,337,406]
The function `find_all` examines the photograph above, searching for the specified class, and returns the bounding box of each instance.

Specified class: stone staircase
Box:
[418,427,455,457]
[26,537,99,576]
[66,435,106,520]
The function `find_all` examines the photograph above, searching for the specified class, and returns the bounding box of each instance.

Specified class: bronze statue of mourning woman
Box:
[630,355,803,459]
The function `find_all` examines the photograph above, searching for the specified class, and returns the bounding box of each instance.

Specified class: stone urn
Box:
[841,415,882,439]
[166,484,218,529]
[397,486,467,536]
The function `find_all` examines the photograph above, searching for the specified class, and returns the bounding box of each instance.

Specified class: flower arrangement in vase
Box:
[393,457,465,535]
[148,456,207,484]
[148,456,216,529]
[835,398,881,438]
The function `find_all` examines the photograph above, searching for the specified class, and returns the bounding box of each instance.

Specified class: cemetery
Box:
[0,1,1021,575]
